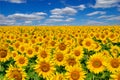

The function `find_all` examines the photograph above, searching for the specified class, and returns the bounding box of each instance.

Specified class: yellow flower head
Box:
[34,60,55,79]
[5,65,27,80]
[66,66,86,80]
[87,53,106,74]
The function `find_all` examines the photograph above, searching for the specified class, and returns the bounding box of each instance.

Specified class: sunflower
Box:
[57,42,67,51]
[0,47,11,62]
[65,55,80,69]
[37,48,50,61]
[34,60,55,79]
[82,38,95,50]
[106,57,120,73]
[53,51,66,66]
[71,46,84,60]
[11,51,18,59]
[101,50,110,57]
[93,42,101,52]
[110,72,120,80]
[66,66,86,80]
[51,73,66,80]
[5,65,27,80]
[25,46,35,58]
[108,32,116,41]
[110,45,120,57]
[18,44,27,54]
[15,55,28,67]
[87,53,106,74]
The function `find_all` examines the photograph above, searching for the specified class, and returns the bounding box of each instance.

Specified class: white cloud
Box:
[97,15,120,21]
[9,0,26,3]
[87,11,106,16]
[93,0,120,8]
[8,12,47,21]
[107,16,120,20]
[0,0,26,3]
[0,14,16,25]
[86,20,105,25]
[51,7,77,15]
[71,5,86,10]
[0,12,47,25]
[50,15,64,18]
[98,15,115,19]
[24,21,32,24]
[65,18,75,22]
[45,18,75,23]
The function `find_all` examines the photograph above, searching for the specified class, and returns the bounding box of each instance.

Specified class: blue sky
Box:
[0,0,120,25]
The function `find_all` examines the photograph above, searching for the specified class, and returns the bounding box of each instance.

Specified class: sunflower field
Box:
[0,26,120,80]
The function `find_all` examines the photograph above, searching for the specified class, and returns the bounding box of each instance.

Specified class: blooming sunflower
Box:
[110,45,120,57]
[110,72,120,80]
[25,46,35,58]
[18,44,27,54]
[11,51,18,60]
[0,47,11,62]
[37,48,50,61]
[15,55,28,67]
[101,50,110,57]
[87,53,106,74]
[71,46,84,60]
[51,73,67,80]
[5,65,27,80]
[53,51,66,66]
[66,66,86,80]
[34,60,55,79]
[106,57,120,73]
[65,55,80,69]
[82,38,95,50]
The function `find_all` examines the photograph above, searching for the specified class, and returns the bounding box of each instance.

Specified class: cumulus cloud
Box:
[51,7,77,15]
[71,5,86,10]
[50,15,64,18]
[98,15,115,19]
[0,0,26,3]
[87,11,106,16]
[0,12,47,25]
[93,0,120,8]
[0,14,16,25]
[86,20,105,25]
[8,12,47,21]
[97,15,120,21]
[107,16,120,20]
[45,18,75,23]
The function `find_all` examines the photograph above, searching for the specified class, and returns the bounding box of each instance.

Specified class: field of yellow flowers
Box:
[0,26,120,80]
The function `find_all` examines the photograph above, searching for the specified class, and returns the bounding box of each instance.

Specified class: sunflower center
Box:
[27,49,33,55]
[35,46,39,52]
[0,49,7,58]
[67,58,76,66]
[15,42,20,48]
[110,34,115,39]
[85,41,91,46]
[92,59,102,68]
[110,59,119,68]
[56,53,64,62]
[12,70,22,80]
[118,73,120,80]
[74,50,80,56]
[59,43,66,51]
[40,62,50,72]
[21,46,25,52]
[19,57,25,64]
[40,51,47,58]
[71,71,80,80]
[51,41,56,46]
